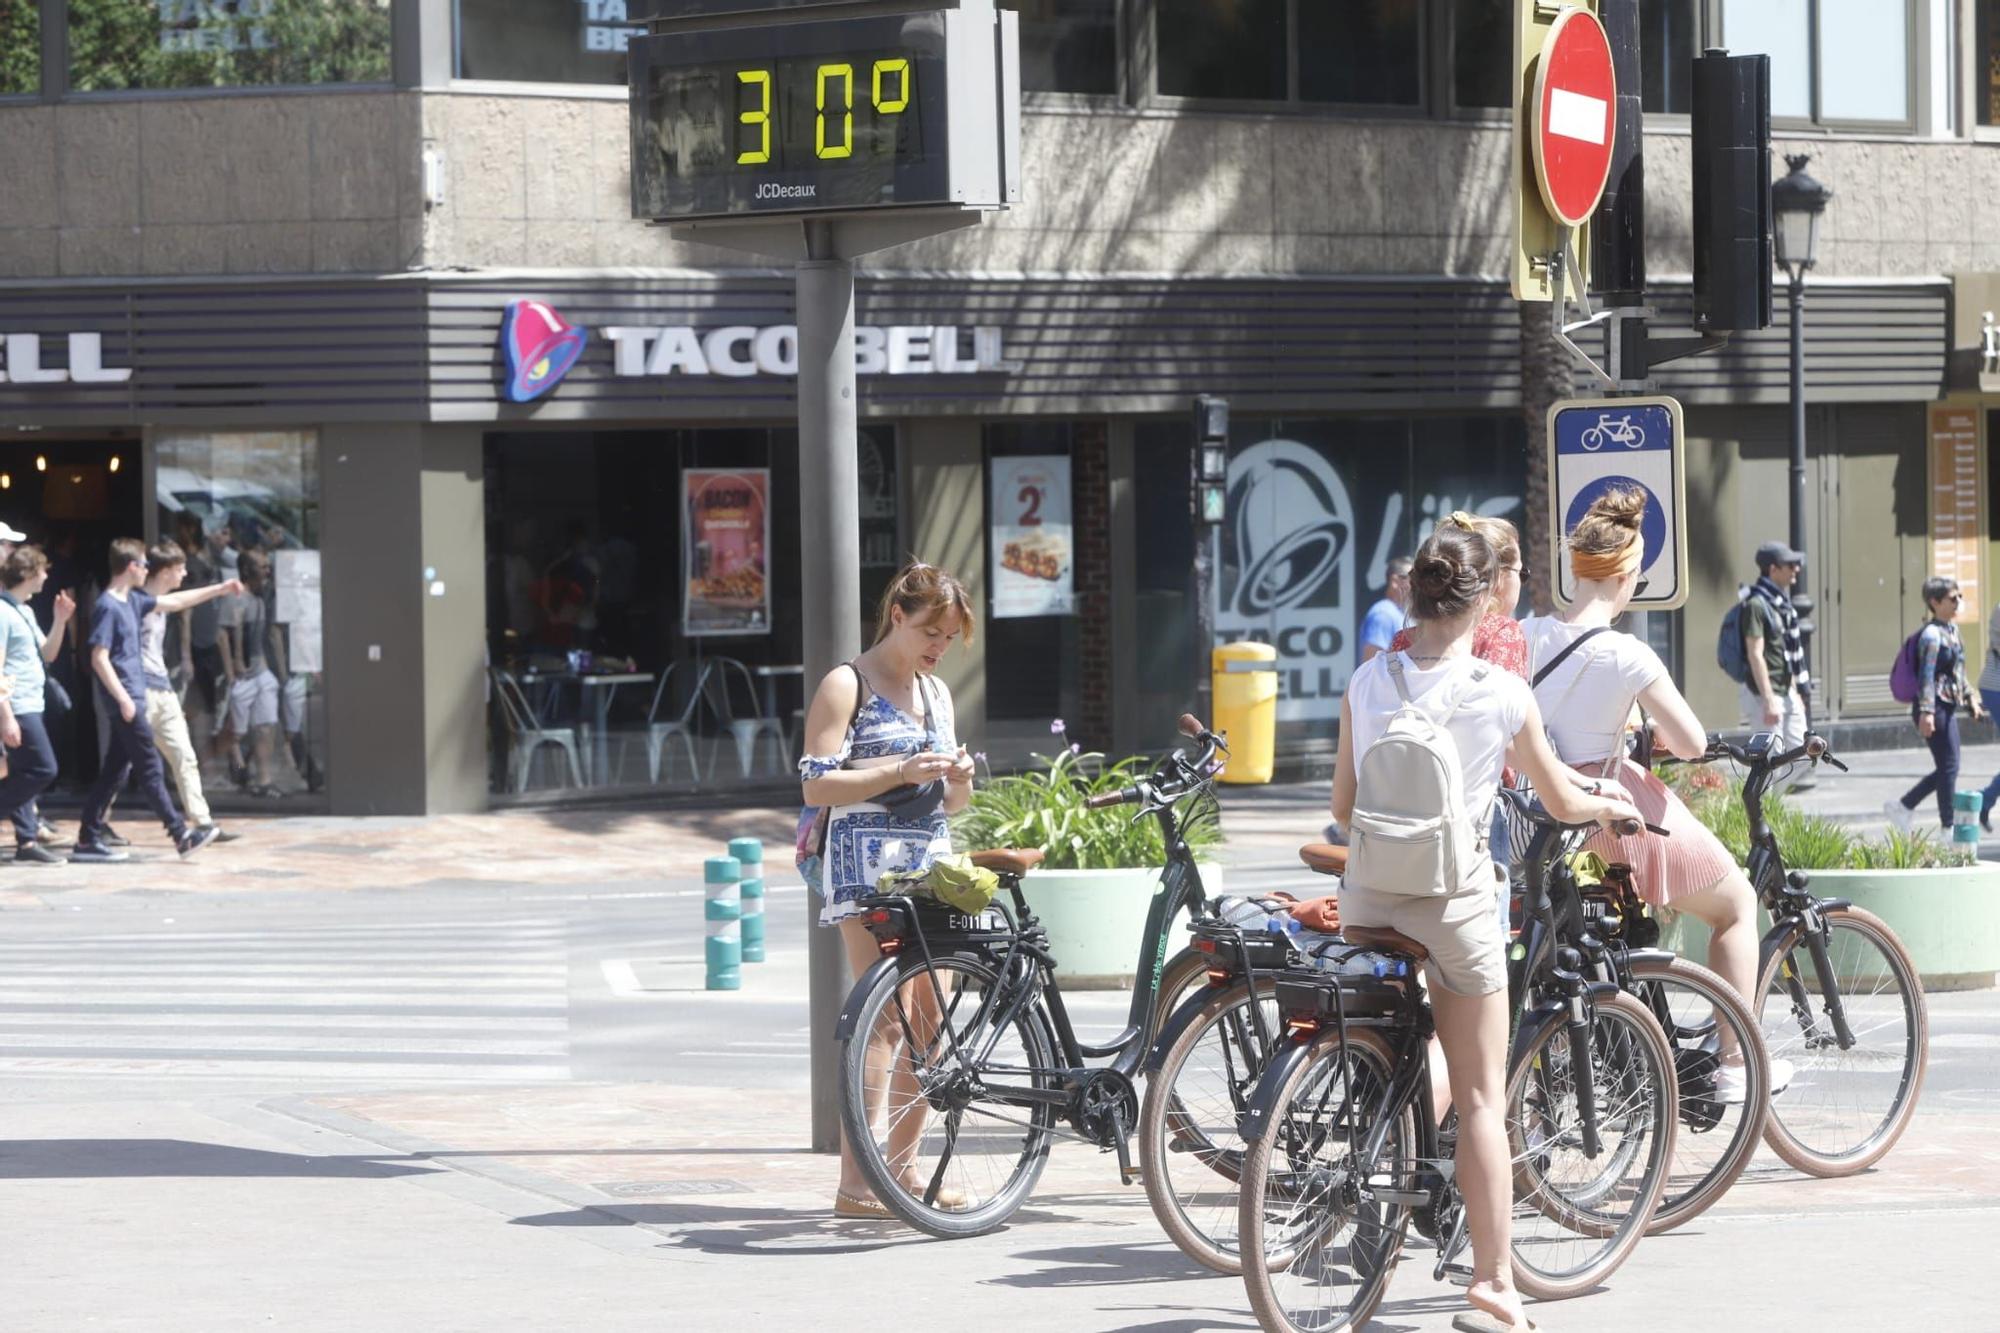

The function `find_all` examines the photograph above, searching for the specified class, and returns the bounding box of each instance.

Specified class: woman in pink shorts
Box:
[1523,485,1786,1102]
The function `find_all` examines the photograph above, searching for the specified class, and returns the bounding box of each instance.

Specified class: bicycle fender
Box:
[1508,983,1625,1069]
[1757,900,1855,974]
[1621,948,1680,970]
[1142,979,1230,1075]
[1236,1034,1319,1143]
[833,954,906,1043]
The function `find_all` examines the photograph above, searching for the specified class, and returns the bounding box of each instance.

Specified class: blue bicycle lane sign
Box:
[1547,395,1689,611]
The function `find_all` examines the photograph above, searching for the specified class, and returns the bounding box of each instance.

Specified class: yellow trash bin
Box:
[1212,641,1279,784]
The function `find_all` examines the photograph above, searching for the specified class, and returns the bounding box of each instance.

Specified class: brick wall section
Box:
[1073,425,1113,751]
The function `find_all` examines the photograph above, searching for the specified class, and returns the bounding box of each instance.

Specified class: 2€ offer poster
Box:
[989,455,1074,619]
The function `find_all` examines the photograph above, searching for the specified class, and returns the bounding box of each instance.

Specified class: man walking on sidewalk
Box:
[141,540,242,844]
[1740,540,1812,787]
[72,539,221,863]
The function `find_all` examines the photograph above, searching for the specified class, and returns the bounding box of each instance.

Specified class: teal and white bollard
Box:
[730,837,766,963]
[705,855,743,990]
[1952,791,1981,860]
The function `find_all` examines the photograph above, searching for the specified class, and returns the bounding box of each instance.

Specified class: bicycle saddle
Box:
[1298,843,1348,876]
[1339,924,1430,961]
[969,848,1045,877]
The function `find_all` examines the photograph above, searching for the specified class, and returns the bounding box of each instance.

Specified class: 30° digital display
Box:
[631,13,956,218]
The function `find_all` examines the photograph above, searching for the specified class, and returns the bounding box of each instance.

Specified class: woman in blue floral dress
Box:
[798,563,976,1218]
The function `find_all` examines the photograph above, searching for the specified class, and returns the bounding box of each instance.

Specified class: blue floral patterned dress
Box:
[799,670,958,926]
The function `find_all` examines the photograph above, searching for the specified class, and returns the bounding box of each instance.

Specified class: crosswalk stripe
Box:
[0,1033,569,1055]
[0,1058,571,1080]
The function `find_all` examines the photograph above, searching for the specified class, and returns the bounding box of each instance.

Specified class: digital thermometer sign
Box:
[630,8,1017,221]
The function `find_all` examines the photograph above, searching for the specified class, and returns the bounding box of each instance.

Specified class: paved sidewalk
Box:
[0,804,796,910]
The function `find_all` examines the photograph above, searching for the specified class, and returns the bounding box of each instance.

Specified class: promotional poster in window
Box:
[683,468,771,636]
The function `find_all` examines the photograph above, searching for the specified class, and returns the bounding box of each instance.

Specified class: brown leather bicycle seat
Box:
[1340,924,1430,962]
[969,848,1045,877]
[1299,843,1348,876]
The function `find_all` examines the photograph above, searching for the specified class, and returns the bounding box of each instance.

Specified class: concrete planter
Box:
[1018,864,1227,989]
[1659,863,2000,991]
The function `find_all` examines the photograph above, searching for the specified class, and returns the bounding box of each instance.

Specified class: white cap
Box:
[0,523,25,544]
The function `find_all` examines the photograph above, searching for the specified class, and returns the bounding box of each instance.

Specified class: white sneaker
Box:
[1883,799,1915,835]
[1714,1058,1796,1104]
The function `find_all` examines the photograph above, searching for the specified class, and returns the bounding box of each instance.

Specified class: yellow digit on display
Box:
[736,68,772,165]
[872,57,911,113]
[816,62,853,159]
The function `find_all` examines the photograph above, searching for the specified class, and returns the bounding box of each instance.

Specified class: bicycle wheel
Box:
[1238,1029,1415,1333]
[1140,978,1282,1274]
[1756,905,1928,1177]
[1508,990,1677,1301]
[838,951,1060,1238]
[1624,956,1771,1234]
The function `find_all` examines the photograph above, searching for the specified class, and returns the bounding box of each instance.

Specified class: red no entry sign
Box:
[1531,7,1617,229]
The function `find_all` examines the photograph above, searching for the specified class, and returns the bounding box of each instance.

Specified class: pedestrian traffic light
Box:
[1690,50,1772,332]
[1193,395,1228,526]
[1513,0,1600,301]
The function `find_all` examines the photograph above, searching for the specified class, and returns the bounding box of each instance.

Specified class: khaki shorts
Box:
[1337,880,1509,997]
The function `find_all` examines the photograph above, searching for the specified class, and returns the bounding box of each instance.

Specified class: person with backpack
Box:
[1734,540,1810,781]
[1524,485,1786,1104]
[1884,576,1981,834]
[1333,521,1641,1333]
[797,562,977,1221]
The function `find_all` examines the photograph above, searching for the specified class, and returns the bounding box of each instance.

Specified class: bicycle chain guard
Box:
[1074,1069,1139,1149]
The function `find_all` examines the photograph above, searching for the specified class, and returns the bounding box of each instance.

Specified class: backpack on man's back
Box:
[1344,657,1489,899]
[1716,589,1754,685]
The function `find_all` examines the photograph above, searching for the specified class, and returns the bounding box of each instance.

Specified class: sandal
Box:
[832,1191,894,1220]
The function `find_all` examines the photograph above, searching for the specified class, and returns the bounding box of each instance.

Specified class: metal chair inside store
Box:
[493,668,585,794]
[705,656,790,779]
[643,661,707,787]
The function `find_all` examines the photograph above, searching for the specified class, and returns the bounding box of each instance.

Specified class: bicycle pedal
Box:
[1366,1188,1430,1206]
[1119,1165,1142,1186]
[1437,1262,1476,1288]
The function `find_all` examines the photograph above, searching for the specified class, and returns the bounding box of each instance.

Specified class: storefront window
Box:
[153,431,327,804]
[1011,0,1117,95]
[483,425,897,799]
[982,422,1091,724]
[1152,414,1527,749]
[455,0,635,85]
[1297,0,1418,106]
[1979,1,2000,127]
[1451,0,1510,111]
[1157,0,1286,101]
[1721,0,1912,126]
[1,1,39,96]
[70,0,392,92]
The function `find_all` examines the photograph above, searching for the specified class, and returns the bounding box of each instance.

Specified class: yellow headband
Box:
[1570,542,1644,582]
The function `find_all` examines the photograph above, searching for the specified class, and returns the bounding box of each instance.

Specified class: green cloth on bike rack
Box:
[875,853,1002,914]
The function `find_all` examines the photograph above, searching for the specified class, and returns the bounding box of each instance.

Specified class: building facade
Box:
[0,1,1993,812]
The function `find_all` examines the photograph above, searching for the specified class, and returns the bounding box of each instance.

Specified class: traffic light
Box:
[1193,395,1228,525]
[1512,0,1599,302]
[1690,50,1772,332]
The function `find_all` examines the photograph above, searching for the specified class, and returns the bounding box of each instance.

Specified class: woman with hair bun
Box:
[1523,485,1787,1102]
[1334,519,1640,1333]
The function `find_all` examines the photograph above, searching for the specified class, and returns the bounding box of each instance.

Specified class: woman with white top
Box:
[1522,485,1779,1101]
[1334,521,1640,1333]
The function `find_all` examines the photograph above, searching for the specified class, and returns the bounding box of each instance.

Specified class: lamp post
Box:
[1771,153,1832,708]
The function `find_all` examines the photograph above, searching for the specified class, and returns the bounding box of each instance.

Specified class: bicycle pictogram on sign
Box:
[1579,413,1646,451]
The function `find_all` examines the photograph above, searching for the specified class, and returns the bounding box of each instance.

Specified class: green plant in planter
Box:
[953,743,1222,871]
[1673,774,1959,870]
[1846,825,1960,870]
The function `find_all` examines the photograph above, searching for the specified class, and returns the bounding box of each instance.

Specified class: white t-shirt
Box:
[1522,616,1668,765]
[1345,652,1533,825]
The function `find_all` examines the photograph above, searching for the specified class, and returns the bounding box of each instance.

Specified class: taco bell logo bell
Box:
[1214,438,1357,723]
[500,299,589,403]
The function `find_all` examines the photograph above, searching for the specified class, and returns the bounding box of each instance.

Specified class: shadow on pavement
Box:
[0,1139,437,1179]
[984,1240,1219,1288]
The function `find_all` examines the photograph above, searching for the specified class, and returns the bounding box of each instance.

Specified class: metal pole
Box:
[1788,269,1813,703]
[798,231,861,1155]
[1788,272,1807,558]
[1191,456,1214,729]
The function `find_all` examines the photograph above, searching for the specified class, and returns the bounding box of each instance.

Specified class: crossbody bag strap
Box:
[1531,625,1611,689]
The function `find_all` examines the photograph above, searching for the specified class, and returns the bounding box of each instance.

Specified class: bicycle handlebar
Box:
[1087,788,1138,810]
[1086,716,1227,810]
[1658,730,1847,775]
[1499,787,1661,839]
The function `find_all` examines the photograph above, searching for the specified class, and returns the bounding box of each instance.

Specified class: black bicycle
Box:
[1499,789,1771,1236]
[1236,800,1679,1333]
[834,715,1229,1237]
[1668,730,1929,1177]
[1138,844,1348,1274]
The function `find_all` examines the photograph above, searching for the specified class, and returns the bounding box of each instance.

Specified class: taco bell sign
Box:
[0,332,132,384]
[602,324,1015,378]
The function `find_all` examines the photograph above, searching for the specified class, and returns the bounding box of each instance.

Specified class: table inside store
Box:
[518,669,656,787]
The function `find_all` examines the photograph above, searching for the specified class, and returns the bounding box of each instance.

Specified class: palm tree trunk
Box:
[1518,298,1568,616]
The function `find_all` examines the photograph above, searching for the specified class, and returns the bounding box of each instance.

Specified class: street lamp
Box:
[1771,153,1833,712]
